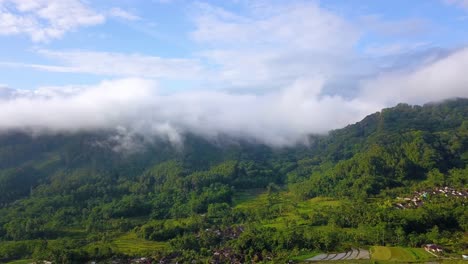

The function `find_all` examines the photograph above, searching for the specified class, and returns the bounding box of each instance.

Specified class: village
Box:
[393,186,468,209]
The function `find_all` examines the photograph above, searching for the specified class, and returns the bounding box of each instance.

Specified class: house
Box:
[424,244,443,253]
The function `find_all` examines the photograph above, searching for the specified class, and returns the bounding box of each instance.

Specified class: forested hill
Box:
[289,98,468,199]
[0,98,467,263]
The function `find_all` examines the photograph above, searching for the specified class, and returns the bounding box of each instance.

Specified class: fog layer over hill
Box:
[1,48,468,147]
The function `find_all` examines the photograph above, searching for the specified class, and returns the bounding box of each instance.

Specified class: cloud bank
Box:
[1,47,468,147]
[360,47,468,105]
[0,78,378,146]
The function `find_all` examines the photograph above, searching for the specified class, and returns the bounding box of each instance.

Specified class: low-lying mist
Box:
[1,47,468,150]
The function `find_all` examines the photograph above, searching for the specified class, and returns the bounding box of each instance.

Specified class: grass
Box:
[405,248,434,261]
[234,192,344,232]
[371,246,392,260]
[5,260,33,264]
[110,232,168,255]
[299,196,342,207]
[389,247,418,261]
[234,192,269,209]
[295,196,342,215]
[58,227,88,239]
[232,188,265,206]
[370,246,433,262]
[234,191,341,212]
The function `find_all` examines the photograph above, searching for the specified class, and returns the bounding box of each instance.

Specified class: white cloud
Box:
[3,48,466,147]
[19,49,203,79]
[2,45,467,147]
[0,79,155,135]
[0,85,17,99]
[189,1,361,90]
[192,1,358,52]
[108,7,140,21]
[0,0,105,42]
[0,78,381,147]
[0,0,139,42]
[360,47,468,105]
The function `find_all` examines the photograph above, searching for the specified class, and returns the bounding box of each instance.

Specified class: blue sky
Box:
[1,0,467,89]
[0,0,467,146]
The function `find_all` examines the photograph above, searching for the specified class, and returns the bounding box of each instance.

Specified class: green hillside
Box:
[0,99,466,263]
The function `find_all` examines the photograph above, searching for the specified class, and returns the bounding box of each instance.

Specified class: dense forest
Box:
[0,98,467,263]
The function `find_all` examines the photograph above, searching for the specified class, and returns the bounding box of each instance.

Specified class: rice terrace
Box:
[306,248,370,261]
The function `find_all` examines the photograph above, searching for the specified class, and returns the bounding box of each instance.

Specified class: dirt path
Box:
[346,248,359,259]
[356,249,370,259]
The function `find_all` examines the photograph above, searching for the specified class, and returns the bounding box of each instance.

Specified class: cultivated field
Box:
[370,246,434,262]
